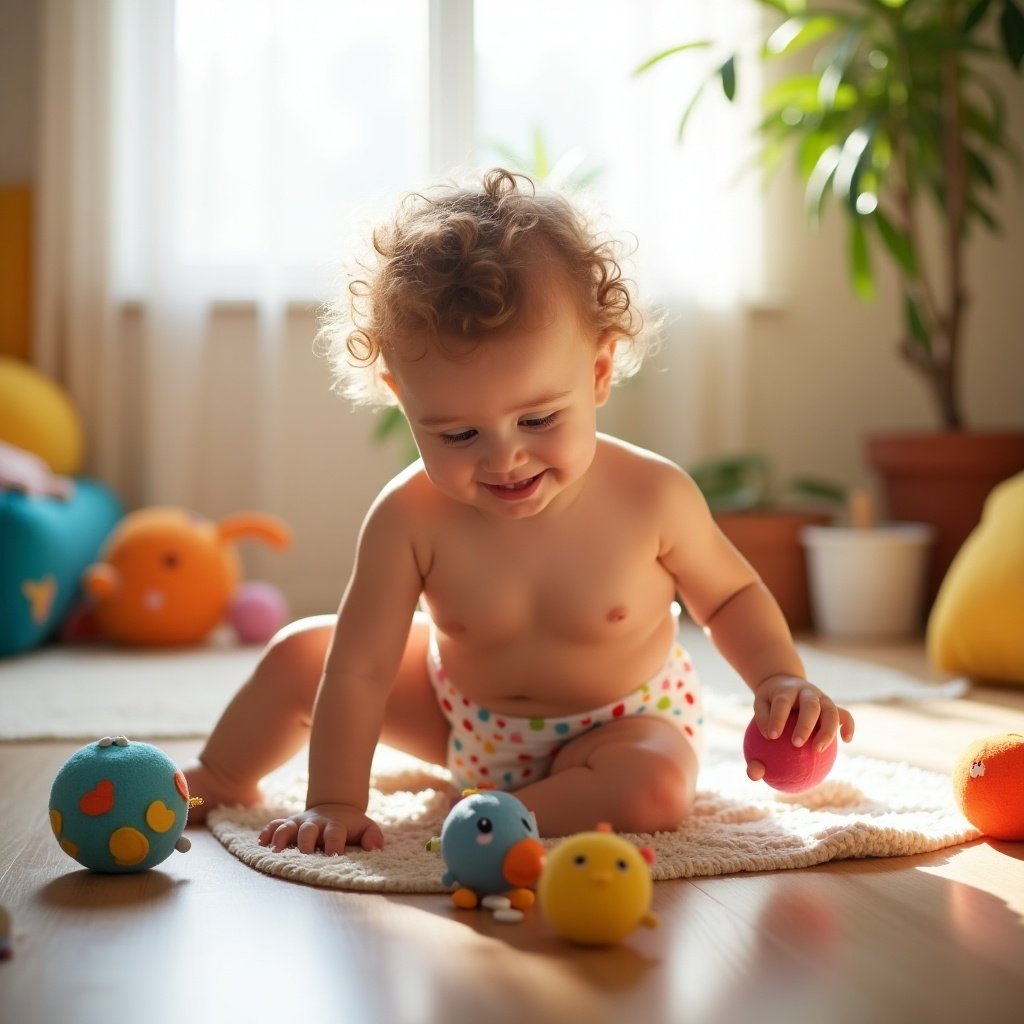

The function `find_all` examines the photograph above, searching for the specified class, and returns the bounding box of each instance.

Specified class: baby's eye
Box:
[439,428,477,446]
[519,413,557,430]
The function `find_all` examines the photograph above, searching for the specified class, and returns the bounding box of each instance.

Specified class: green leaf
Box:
[833,126,874,209]
[962,0,994,34]
[688,454,773,511]
[633,41,712,75]
[903,292,930,349]
[676,78,709,141]
[873,208,919,277]
[1000,0,1024,68]
[763,74,826,113]
[765,15,842,57]
[719,56,737,101]
[760,0,807,14]
[968,195,1001,231]
[373,405,407,442]
[966,147,998,190]
[530,127,551,180]
[849,219,874,301]
[804,144,842,226]
[786,477,848,504]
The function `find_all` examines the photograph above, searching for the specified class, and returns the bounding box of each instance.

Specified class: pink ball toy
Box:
[743,711,837,793]
[229,581,289,644]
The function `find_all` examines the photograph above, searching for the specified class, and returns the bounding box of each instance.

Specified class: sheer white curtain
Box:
[35,0,761,609]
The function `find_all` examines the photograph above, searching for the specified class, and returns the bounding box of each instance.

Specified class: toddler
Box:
[183,168,854,854]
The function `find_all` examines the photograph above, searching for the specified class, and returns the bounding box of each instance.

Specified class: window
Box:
[114,0,756,306]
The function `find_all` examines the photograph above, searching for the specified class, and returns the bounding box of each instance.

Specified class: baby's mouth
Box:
[484,472,544,500]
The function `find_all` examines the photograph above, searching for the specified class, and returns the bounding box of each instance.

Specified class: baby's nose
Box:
[483,438,528,473]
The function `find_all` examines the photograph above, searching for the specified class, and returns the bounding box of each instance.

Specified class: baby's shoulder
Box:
[372,460,435,515]
[596,434,688,484]
[594,435,705,509]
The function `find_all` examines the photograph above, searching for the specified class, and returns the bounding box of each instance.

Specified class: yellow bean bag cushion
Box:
[927,472,1024,684]
[0,356,83,475]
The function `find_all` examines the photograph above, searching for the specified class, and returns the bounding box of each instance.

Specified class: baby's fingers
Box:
[790,690,823,747]
[258,817,301,852]
[321,819,383,855]
[297,819,326,855]
[839,707,856,743]
[808,704,856,751]
[257,817,288,847]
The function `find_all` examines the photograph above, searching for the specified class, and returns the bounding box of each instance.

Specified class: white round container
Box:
[800,523,934,639]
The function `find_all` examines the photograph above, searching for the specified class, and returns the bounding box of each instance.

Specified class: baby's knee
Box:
[608,745,696,834]
[258,617,333,695]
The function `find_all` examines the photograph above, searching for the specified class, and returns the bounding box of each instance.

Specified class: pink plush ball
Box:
[743,711,837,793]
[229,581,289,644]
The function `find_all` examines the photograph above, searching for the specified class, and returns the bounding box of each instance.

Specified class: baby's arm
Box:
[259,485,424,855]
[657,466,854,762]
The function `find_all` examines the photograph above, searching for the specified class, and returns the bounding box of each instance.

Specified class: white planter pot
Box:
[800,523,934,639]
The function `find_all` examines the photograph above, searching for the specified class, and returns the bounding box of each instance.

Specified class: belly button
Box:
[606,605,629,624]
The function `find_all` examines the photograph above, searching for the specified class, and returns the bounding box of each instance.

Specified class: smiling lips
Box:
[484,472,544,501]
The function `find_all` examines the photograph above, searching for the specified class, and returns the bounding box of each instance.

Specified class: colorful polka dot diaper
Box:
[427,633,705,792]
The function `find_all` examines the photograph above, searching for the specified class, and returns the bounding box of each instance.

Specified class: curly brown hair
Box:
[319,168,654,405]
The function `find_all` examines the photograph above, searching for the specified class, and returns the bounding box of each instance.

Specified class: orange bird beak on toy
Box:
[503,837,546,888]
[83,508,291,646]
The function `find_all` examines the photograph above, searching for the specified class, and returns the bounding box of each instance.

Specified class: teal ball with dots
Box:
[49,737,195,873]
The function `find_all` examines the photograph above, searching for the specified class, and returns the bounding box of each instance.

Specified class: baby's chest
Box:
[423,528,671,640]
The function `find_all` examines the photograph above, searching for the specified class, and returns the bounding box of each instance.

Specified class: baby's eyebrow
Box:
[418,390,572,428]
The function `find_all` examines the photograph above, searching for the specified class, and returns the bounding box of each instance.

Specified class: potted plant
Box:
[801,489,935,637]
[689,453,845,631]
[639,0,1024,602]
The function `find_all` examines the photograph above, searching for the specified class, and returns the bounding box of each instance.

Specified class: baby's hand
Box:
[257,804,384,855]
[746,674,855,781]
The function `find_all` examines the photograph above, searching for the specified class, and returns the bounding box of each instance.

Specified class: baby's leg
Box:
[183,615,334,820]
[184,612,448,820]
[517,717,699,837]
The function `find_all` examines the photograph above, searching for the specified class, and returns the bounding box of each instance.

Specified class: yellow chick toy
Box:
[537,823,658,946]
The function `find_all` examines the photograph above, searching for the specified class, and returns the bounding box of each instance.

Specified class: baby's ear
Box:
[380,369,401,402]
[593,333,618,405]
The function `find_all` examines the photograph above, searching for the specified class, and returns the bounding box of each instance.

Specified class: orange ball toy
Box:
[952,733,1024,841]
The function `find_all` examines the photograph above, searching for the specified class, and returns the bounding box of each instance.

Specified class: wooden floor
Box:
[2,639,1023,1024]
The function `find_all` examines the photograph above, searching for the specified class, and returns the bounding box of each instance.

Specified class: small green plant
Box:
[486,126,604,192]
[688,452,846,513]
[638,0,1024,430]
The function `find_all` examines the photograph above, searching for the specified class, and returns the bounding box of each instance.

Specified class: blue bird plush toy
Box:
[439,790,546,910]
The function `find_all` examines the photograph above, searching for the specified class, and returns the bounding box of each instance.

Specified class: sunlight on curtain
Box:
[474,0,763,466]
[36,0,762,610]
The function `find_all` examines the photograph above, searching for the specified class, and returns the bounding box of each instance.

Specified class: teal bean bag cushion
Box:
[0,479,122,656]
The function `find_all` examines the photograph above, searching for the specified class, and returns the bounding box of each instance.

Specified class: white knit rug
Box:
[207,745,980,891]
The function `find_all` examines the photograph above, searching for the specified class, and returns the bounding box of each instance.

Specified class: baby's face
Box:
[386,294,615,520]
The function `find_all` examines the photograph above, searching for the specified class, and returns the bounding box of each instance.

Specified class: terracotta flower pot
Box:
[715,509,833,632]
[866,431,1024,605]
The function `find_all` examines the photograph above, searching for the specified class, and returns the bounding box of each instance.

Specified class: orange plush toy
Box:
[82,508,291,646]
[952,733,1024,841]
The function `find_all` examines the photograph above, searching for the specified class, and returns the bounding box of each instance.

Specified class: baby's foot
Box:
[180,759,263,823]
